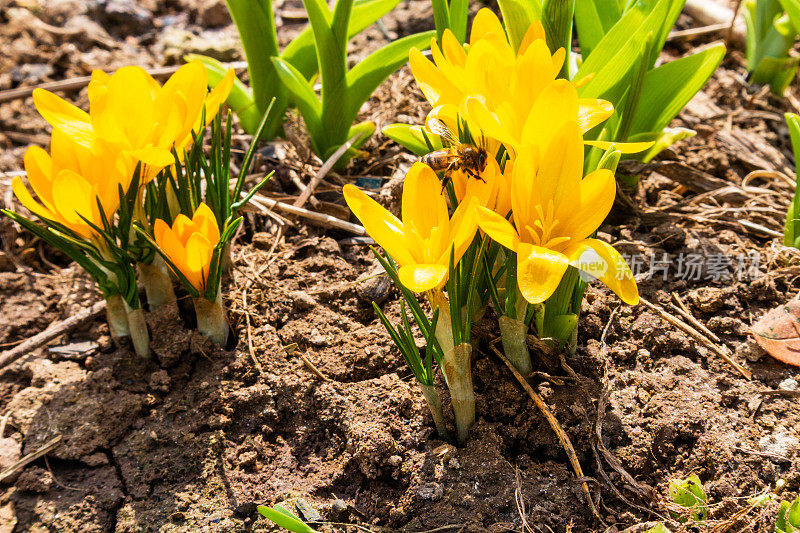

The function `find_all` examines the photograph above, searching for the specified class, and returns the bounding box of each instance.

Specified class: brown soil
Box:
[1,1,800,532]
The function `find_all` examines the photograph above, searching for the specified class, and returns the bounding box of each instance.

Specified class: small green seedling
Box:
[647,524,671,533]
[257,503,319,533]
[668,473,708,523]
[776,494,800,533]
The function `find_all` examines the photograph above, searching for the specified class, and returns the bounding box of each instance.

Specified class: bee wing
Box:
[427,118,459,146]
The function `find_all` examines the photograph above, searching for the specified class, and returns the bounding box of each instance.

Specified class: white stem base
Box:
[499,316,532,376]
[443,343,475,446]
[105,294,130,340]
[138,259,176,310]
[126,306,151,359]
[194,294,229,346]
[420,383,448,438]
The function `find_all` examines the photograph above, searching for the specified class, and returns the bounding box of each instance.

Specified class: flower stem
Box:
[125,304,151,359]
[442,343,475,446]
[432,293,475,445]
[419,383,448,439]
[194,293,229,345]
[498,316,532,376]
[137,257,176,310]
[105,294,130,340]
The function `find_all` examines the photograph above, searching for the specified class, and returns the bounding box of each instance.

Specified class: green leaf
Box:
[271,57,323,147]
[449,0,469,43]
[188,54,263,134]
[630,127,696,163]
[382,123,433,156]
[497,0,542,52]
[283,0,403,78]
[574,0,622,57]
[630,44,725,135]
[780,0,800,32]
[224,0,283,134]
[784,113,800,247]
[542,0,575,63]
[345,31,436,125]
[331,0,355,47]
[576,0,655,81]
[616,32,655,141]
[649,0,686,68]
[431,0,450,43]
[752,55,800,95]
[668,474,708,523]
[257,505,319,533]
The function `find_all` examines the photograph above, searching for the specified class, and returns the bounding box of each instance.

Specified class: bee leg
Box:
[467,168,486,183]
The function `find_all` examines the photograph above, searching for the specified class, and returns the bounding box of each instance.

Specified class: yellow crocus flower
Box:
[410,8,650,157]
[475,121,639,305]
[154,203,220,293]
[13,125,130,240]
[32,60,235,182]
[448,156,512,217]
[343,163,479,292]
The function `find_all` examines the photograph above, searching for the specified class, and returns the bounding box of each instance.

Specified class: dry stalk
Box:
[488,344,603,524]
[639,298,752,379]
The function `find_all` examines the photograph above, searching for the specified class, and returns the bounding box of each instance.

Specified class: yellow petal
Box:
[516,242,569,304]
[441,195,479,266]
[12,176,56,221]
[52,169,95,236]
[343,184,416,267]
[509,147,539,230]
[158,223,189,281]
[201,68,235,128]
[475,206,520,251]
[398,264,449,293]
[470,8,505,44]
[517,20,546,54]
[560,169,616,241]
[128,147,176,169]
[441,30,467,67]
[565,239,639,305]
[520,79,578,149]
[153,218,170,246]
[465,97,515,148]
[32,88,91,129]
[409,47,462,107]
[94,65,158,147]
[185,231,214,292]
[538,120,583,215]
[23,146,55,210]
[192,202,221,245]
[402,163,449,242]
[494,160,513,217]
[577,98,614,133]
[171,213,196,244]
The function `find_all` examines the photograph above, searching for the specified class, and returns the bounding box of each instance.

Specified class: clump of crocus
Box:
[476,121,638,306]
[154,203,229,345]
[32,60,235,311]
[6,122,154,357]
[4,59,242,361]
[345,162,482,444]
[386,8,651,160]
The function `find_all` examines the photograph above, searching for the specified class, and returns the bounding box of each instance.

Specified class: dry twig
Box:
[293,132,365,210]
[0,300,106,369]
[0,62,248,104]
[639,298,752,379]
[489,344,603,525]
[0,435,62,483]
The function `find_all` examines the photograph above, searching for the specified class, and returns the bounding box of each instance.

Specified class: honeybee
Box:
[421,119,488,189]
